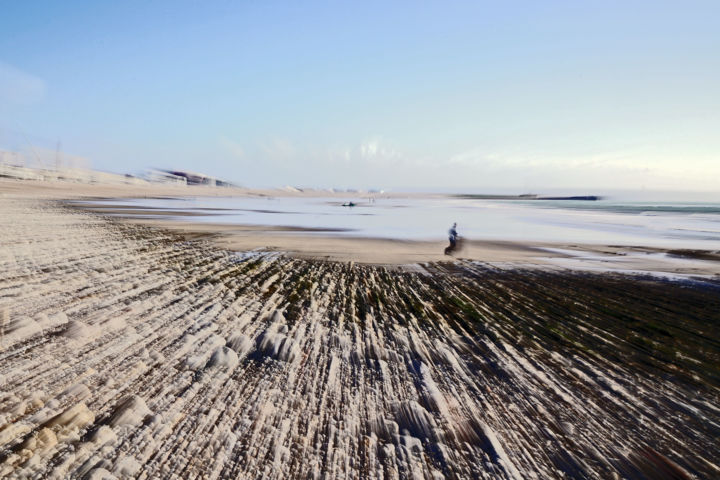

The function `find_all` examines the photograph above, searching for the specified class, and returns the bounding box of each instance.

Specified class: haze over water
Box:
[94,195,720,251]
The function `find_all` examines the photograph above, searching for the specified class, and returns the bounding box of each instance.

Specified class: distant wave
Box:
[524,201,720,215]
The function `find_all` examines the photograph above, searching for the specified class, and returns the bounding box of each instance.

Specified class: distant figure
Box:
[445,222,458,255]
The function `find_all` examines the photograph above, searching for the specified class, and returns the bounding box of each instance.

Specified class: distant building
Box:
[146,169,187,185]
[159,169,236,187]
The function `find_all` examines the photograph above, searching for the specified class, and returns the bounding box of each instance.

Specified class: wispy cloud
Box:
[219,137,245,159]
[260,137,296,159]
[429,143,720,192]
[216,135,719,191]
[357,137,403,163]
[0,62,46,105]
[321,137,409,168]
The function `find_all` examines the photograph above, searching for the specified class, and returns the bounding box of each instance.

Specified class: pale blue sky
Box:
[1,1,719,192]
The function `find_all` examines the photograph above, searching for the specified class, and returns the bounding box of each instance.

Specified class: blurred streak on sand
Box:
[1,179,719,478]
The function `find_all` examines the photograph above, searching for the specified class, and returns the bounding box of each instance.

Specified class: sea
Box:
[88,192,720,251]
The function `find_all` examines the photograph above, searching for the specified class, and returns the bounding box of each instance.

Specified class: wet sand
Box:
[61,200,560,265]
[71,202,720,276]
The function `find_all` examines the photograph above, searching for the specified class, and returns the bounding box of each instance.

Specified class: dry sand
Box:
[1,181,719,479]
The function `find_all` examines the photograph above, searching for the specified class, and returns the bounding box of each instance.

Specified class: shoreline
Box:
[66,201,720,277]
[86,214,720,276]
[2,178,718,275]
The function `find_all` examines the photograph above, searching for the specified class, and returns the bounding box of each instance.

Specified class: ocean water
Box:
[88,196,720,250]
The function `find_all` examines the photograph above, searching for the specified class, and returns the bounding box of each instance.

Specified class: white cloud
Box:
[219,137,245,158]
[260,137,296,159]
[447,148,497,167]
[0,61,46,105]
[442,143,720,192]
[216,134,720,192]
[357,137,403,163]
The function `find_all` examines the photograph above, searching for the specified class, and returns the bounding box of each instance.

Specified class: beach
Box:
[17,177,717,275]
[1,181,719,479]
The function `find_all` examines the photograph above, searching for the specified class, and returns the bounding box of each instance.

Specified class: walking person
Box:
[445,222,458,255]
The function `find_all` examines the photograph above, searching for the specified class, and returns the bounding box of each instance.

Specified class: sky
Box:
[1,0,719,193]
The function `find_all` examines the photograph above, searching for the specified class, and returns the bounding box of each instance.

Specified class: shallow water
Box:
[89,196,720,250]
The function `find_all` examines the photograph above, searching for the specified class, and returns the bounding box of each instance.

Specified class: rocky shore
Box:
[1,197,718,479]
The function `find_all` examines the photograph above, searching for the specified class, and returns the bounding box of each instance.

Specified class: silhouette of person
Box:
[445,222,458,255]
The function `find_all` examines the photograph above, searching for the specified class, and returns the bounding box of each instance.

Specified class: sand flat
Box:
[1,187,719,478]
